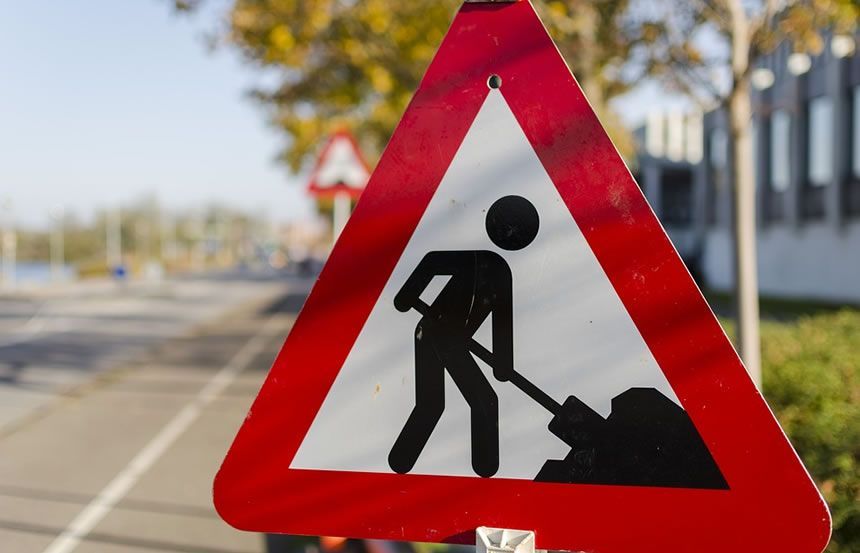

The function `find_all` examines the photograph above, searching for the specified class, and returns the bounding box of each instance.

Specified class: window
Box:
[709,128,727,170]
[849,86,860,216]
[802,97,832,219]
[666,111,684,161]
[853,86,860,179]
[660,169,693,227]
[706,128,727,225]
[808,96,834,187]
[685,113,703,163]
[646,112,665,158]
[770,110,791,191]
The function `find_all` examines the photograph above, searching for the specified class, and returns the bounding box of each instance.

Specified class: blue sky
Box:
[0,1,676,230]
[0,0,314,228]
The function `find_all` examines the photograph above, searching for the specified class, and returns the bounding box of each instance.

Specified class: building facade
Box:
[636,35,860,304]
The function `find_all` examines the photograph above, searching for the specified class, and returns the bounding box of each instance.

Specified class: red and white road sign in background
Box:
[305,130,370,200]
[305,130,370,239]
[215,2,830,553]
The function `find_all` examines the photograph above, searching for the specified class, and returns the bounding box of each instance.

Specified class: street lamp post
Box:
[50,205,65,282]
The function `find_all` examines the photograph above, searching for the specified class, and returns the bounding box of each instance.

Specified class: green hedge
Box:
[758,310,859,552]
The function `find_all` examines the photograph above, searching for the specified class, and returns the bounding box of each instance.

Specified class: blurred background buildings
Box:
[636,32,860,303]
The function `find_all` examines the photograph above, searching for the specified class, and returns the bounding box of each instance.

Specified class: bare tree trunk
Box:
[726,0,761,386]
[728,80,762,385]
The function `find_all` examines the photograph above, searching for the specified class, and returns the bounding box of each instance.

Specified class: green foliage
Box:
[226,0,455,170]
[759,310,860,552]
[15,220,102,265]
[220,0,639,171]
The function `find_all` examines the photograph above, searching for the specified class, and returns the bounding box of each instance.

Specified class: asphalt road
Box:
[0,273,286,433]
[0,272,311,553]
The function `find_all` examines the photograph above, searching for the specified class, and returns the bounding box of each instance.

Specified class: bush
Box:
[759,310,860,552]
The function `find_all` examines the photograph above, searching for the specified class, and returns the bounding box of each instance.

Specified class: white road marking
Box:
[41,314,284,553]
[0,302,51,347]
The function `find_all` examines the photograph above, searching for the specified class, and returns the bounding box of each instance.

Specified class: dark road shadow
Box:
[259,290,311,317]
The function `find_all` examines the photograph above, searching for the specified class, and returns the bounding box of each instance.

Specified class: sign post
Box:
[476,528,538,553]
[332,191,352,241]
[215,2,831,552]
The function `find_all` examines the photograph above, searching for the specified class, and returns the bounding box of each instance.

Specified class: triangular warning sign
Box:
[215,3,830,553]
[306,130,370,198]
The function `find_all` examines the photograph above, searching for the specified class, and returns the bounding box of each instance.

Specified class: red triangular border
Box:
[215,2,829,552]
[306,130,371,199]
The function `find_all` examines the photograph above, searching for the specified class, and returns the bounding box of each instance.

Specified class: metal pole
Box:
[139,220,151,265]
[51,226,63,281]
[50,205,65,282]
[216,210,229,266]
[106,207,122,268]
[191,214,205,271]
[332,192,351,243]
[161,213,176,263]
[1,199,15,291]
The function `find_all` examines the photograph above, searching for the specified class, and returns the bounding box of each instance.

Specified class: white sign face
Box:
[314,135,370,189]
[291,90,679,480]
